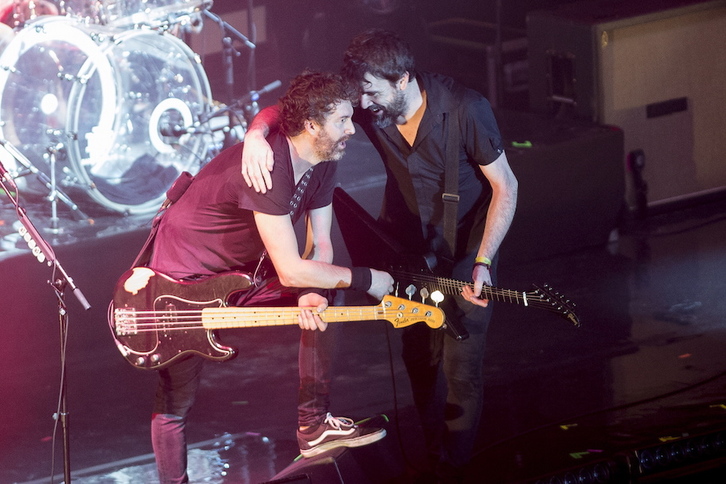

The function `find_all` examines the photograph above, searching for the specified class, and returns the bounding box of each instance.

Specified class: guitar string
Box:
[114,307,436,333]
[389,271,546,306]
[389,270,521,297]
[388,272,578,319]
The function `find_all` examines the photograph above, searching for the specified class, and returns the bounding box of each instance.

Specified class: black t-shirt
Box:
[149,132,337,279]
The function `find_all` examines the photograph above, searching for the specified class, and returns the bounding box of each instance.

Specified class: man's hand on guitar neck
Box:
[368,268,395,301]
[462,263,492,307]
[297,292,329,331]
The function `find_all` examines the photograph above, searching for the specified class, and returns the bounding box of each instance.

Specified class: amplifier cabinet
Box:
[527,0,726,208]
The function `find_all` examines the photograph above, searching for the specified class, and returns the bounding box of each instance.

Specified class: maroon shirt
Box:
[150,132,337,279]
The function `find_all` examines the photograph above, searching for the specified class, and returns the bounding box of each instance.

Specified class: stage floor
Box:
[2,132,726,483]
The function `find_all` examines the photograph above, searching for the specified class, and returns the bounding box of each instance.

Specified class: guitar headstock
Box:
[528,284,581,327]
[380,295,445,329]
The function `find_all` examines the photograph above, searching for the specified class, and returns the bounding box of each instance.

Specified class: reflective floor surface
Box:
[1,131,726,483]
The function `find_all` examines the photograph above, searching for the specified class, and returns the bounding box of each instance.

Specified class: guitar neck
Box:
[390,270,528,306]
[202,304,390,329]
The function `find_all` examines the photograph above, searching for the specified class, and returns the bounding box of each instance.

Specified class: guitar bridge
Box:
[115,308,137,335]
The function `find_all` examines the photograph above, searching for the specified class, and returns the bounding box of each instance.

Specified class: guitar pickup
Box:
[115,308,138,335]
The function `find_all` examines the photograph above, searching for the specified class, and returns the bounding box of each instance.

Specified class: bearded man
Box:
[147,70,393,483]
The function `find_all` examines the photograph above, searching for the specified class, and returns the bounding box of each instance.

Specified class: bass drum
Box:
[0,16,213,215]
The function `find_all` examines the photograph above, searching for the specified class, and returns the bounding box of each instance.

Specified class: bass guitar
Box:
[109,267,445,370]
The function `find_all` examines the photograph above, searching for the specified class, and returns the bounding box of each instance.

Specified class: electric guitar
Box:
[332,187,581,331]
[109,267,445,370]
[388,268,580,327]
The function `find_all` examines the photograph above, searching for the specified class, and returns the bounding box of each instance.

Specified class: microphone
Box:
[232,80,282,108]
[0,159,9,181]
[0,139,14,182]
[159,125,195,137]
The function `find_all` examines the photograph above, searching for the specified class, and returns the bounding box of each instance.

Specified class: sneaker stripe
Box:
[300,428,386,458]
[306,427,356,447]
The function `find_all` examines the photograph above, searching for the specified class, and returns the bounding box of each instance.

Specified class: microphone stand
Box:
[202,8,257,147]
[1,153,91,484]
[203,11,255,120]
[0,138,89,228]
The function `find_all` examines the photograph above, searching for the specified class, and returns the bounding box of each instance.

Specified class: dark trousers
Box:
[151,278,335,483]
[401,255,496,476]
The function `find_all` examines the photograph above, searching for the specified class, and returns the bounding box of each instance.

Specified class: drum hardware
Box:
[202,7,257,139]
[187,79,282,148]
[100,0,214,30]
[44,138,86,233]
[0,137,89,231]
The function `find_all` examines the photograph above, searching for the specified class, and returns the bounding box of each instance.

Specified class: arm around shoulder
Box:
[241,105,281,193]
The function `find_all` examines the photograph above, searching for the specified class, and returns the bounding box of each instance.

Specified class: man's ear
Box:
[304,119,318,136]
[398,71,410,90]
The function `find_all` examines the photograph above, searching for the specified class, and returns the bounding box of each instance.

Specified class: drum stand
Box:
[0,164,91,484]
[0,139,89,233]
[201,6,284,147]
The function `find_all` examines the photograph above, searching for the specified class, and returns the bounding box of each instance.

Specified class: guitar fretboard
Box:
[390,270,528,306]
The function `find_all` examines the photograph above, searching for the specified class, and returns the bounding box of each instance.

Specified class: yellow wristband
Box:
[474,256,492,266]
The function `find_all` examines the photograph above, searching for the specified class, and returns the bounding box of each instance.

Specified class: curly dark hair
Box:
[341,28,417,86]
[279,71,358,136]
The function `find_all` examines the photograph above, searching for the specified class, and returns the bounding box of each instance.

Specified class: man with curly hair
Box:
[148,71,393,483]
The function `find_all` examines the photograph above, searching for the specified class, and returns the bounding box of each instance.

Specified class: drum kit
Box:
[0,0,265,223]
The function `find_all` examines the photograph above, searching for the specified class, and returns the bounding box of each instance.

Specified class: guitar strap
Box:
[130,171,194,269]
[442,107,460,257]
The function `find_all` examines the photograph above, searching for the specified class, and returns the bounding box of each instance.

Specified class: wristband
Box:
[349,267,372,292]
[474,256,491,271]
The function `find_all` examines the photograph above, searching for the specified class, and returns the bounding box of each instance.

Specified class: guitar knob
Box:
[135,356,146,367]
[151,354,161,363]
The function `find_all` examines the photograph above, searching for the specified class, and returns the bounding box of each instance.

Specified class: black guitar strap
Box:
[130,171,194,269]
[442,108,460,257]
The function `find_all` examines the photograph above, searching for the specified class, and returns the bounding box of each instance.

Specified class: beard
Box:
[369,90,408,129]
[314,129,350,162]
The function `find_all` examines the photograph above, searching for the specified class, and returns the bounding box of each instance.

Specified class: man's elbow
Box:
[276,270,302,288]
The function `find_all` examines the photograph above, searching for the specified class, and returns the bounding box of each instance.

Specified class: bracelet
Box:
[473,262,491,270]
[474,256,492,266]
[349,267,372,292]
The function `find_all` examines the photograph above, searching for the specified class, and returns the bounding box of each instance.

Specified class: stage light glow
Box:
[40,93,58,115]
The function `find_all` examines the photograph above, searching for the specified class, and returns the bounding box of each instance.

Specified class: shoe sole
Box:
[300,428,387,458]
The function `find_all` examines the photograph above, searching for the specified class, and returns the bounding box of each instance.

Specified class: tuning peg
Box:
[420,287,429,304]
[405,285,416,300]
[431,291,443,307]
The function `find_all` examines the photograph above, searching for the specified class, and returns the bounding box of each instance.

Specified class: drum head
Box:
[0,16,213,214]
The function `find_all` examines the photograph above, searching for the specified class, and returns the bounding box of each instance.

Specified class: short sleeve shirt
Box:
[357,72,504,259]
[150,132,337,279]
